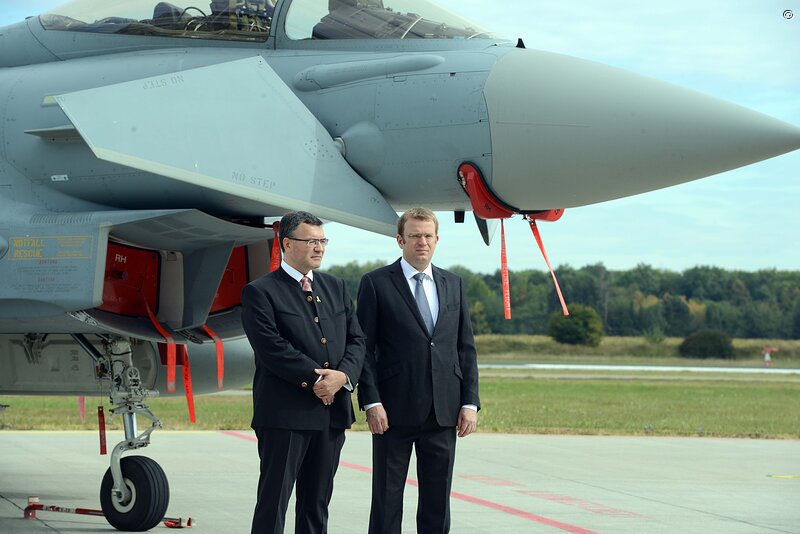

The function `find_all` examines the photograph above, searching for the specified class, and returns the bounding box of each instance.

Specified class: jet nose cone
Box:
[484,49,800,210]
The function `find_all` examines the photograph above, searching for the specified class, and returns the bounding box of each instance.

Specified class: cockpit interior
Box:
[38,0,493,43]
[41,1,273,41]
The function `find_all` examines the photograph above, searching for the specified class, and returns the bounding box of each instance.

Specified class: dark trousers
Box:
[251,426,345,534]
[368,411,457,534]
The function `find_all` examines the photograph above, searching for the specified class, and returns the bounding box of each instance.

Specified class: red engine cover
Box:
[98,242,160,316]
[210,246,249,313]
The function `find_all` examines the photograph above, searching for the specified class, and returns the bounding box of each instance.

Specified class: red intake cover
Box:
[211,246,248,312]
[98,242,160,316]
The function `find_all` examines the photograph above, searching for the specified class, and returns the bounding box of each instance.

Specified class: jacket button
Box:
[306,296,313,302]
[320,337,327,344]
[301,381,308,389]
[314,317,320,323]
[323,361,330,368]
[430,342,435,347]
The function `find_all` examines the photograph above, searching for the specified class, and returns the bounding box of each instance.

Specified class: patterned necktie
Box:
[301,275,312,292]
[413,273,434,336]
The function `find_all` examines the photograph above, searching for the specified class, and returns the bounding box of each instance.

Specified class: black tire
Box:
[100,456,169,531]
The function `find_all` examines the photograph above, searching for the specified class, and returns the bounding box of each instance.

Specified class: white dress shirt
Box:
[280,260,313,285]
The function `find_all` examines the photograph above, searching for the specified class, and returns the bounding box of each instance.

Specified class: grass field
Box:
[2,335,798,438]
[2,374,798,438]
[476,377,799,438]
[475,335,800,364]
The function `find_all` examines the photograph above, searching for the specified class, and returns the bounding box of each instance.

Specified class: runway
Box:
[1,431,798,533]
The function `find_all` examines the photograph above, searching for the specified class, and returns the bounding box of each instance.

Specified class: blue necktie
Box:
[413,273,434,336]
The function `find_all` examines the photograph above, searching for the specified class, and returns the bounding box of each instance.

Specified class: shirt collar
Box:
[400,257,433,281]
[281,260,313,283]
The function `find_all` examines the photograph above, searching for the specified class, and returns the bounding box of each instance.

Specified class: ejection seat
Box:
[312,0,393,39]
[150,2,188,30]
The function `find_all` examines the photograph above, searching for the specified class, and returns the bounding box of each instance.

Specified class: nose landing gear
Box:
[99,338,169,531]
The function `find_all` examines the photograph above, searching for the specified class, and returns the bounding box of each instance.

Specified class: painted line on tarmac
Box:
[221,430,258,442]
[222,431,598,533]
[459,474,524,487]
[447,490,598,533]
[518,491,645,518]
[479,363,800,374]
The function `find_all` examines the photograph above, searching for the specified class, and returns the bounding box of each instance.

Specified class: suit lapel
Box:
[274,267,304,296]
[432,266,446,333]
[274,266,316,310]
[389,260,431,336]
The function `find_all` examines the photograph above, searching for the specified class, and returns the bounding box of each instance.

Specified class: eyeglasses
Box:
[405,233,436,242]
[287,237,329,247]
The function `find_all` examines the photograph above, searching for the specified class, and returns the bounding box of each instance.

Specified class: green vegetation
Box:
[679,329,734,359]
[547,304,603,346]
[477,378,800,438]
[0,395,254,432]
[474,335,800,364]
[325,262,800,340]
[2,374,799,438]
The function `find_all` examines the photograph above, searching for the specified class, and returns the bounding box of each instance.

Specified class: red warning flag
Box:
[270,221,281,272]
[500,219,511,320]
[180,345,196,423]
[144,297,177,392]
[98,406,107,455]
[202,324,224,389]
[526,216,569,316]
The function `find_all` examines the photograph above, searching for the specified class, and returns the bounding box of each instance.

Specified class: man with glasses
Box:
[357,207,480,533]
[242,210,365,534]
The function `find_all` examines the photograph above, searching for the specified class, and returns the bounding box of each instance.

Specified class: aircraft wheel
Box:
[100,456,169,531]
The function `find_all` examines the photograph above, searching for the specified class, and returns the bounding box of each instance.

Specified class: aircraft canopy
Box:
[40,0,272,41]
[285,0,493,40]
[38,0,492,42]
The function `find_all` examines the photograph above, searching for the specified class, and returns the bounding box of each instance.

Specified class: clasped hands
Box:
[313,368,347,405]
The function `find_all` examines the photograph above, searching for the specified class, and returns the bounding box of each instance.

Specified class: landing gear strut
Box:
[99,338,169,531]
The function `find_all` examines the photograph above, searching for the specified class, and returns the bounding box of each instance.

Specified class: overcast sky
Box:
[2,1,798,273]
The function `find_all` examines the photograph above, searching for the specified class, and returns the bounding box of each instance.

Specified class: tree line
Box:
[324,262,800,339]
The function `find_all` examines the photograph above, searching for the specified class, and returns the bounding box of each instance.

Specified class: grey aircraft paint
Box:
[0,1,798,530]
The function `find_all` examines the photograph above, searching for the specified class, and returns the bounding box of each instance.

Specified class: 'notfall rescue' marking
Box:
[10,236,93,260]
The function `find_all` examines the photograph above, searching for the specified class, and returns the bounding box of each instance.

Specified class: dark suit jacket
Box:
[356,259,479,427]
[242,268,365,431]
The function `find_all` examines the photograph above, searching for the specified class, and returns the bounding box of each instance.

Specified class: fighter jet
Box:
[1,0,798,530]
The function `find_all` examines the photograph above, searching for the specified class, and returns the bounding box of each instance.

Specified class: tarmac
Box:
[1,430,798,533]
